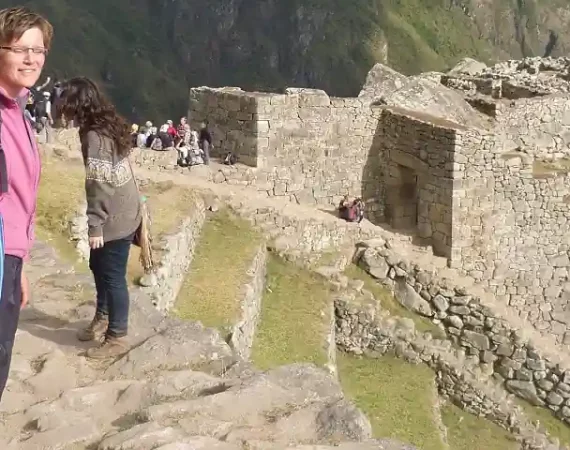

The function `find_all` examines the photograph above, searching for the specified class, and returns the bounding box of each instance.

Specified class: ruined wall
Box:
[495,95,570,159]
[189,87,260,166]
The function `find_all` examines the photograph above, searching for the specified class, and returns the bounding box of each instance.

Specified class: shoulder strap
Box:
[0,111,7,195]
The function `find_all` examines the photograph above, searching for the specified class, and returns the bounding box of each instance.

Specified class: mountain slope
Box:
[5,0,570,120]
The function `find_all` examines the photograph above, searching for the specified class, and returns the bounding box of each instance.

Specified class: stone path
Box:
[0,240,416,450]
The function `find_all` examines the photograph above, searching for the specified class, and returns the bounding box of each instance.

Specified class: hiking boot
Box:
[85,335,129,360]
[77,315,109,342]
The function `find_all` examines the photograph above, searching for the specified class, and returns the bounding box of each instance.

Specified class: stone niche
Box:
[384,164,419,231]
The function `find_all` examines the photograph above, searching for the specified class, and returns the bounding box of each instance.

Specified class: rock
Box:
[461,330,490,350]
[143,364,344,427]
[315,399,372,441]
[394,278,433,317]
[546,391,564,406]
[105,321,235,378]
[139,272,158,287]
[359,249,390,280]
[98,423,186,450]
[505,380,543,406]
[432,295,449,312]
[156,438,242,449]
[359,64,408,100]
[448,57,487,76]
[445,315,464,329]
[25,350,78,400]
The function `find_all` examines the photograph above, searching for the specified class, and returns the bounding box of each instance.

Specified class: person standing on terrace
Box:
[0,6,53,401]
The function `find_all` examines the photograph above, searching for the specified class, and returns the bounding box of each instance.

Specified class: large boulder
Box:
[381,77,488,129]
[359,63,408,100]
[448,57,487,76]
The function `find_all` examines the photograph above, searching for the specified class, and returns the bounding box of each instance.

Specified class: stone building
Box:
[188,56,570,340]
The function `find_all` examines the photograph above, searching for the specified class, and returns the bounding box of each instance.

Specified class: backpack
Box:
[34,98,48,119]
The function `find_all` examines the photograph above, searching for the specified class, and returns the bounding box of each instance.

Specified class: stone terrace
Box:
[186,56,570,346]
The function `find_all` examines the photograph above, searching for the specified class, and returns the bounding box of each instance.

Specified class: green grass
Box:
[251,253,333,370]
[36,158,87,269]
[127,182,198,284]
[344,264,446,339]
[338,353,445,450]
[442,403,518,450]
[173,209,262,331]
[516,400,570,448]
[21,0,561,117]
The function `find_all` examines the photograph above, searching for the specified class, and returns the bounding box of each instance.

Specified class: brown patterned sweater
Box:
[80,130,141,242]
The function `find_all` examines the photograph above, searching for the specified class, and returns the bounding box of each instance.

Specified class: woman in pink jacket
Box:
[0,7,53,401]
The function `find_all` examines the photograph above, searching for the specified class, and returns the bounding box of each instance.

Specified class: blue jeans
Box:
[89,235,133,338]
[0,255,22,401]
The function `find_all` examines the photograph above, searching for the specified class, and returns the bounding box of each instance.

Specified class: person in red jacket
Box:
[0,6,53,401]
[166,119,177,141]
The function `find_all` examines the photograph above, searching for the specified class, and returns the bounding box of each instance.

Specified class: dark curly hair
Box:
[57,77,132,157]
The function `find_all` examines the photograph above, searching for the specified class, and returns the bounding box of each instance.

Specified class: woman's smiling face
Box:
[0,27,46,98]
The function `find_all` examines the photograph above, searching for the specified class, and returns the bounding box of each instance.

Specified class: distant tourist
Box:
[34,90,53,142]
[176,117,190,146]
[166,119,177,140]
[0,6,53,401]
[58,77,143,359]
[199,121,212,165]
[338,195,365,223]
[130,123,139,147]
[136,126,147,148]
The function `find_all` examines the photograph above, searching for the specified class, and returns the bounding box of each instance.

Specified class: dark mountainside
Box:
[6,0,570,120]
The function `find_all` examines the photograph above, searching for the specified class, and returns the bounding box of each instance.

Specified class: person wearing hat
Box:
[34,90,53,142]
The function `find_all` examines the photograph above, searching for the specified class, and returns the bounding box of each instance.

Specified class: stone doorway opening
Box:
[385,164,419,232]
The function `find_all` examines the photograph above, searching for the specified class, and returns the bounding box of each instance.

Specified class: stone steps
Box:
[0,240,407,450]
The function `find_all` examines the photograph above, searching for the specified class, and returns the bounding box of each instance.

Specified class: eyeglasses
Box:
[0,46,48,56]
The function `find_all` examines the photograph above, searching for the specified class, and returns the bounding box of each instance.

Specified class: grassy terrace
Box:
[173,209,262,334]
[127,181,197,284]
[338,353,445,450]
[441,404,518,450]
[251,253,333,370]
[36,158,87,268]
[517,400,570,448]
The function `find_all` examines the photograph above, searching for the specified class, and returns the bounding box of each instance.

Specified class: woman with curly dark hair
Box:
[58,77,141,359]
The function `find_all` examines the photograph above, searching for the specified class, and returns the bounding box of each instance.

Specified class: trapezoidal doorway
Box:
[384,164,419,232]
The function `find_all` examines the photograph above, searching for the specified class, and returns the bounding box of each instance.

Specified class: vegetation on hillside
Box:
[10,0,570,120]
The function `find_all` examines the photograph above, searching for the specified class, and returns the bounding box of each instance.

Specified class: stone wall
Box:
[229,244,267,360]
[189,87,261,167]
[356,242,570,424]
[189,87,383,208]
[139,196,206,313]
[189,87,467,258]
[335,294,563,449]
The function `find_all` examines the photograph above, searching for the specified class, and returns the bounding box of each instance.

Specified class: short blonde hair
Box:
[0,7,53,49]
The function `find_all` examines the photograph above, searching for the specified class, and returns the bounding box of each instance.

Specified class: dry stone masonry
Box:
[355,240,570,426]
[188,55,570,345]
